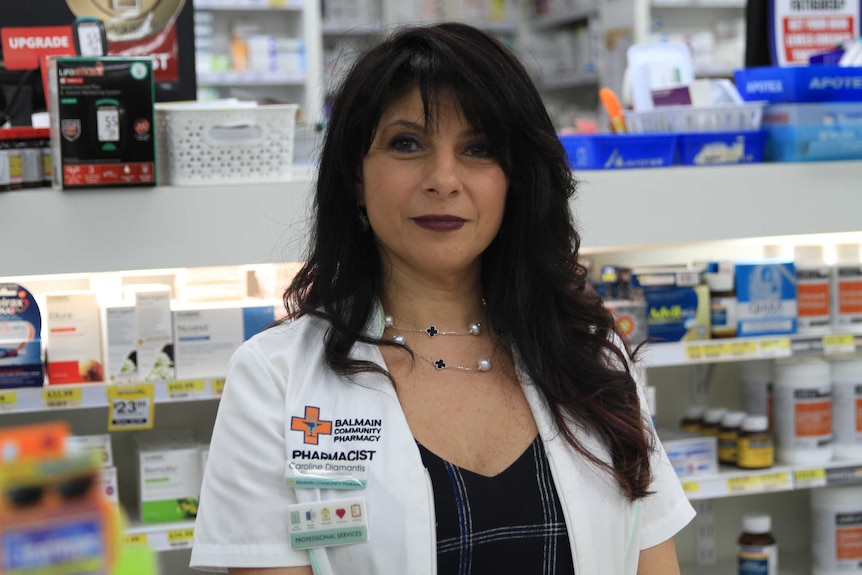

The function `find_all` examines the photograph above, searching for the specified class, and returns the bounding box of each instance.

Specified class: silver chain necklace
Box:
[383,313,494,372]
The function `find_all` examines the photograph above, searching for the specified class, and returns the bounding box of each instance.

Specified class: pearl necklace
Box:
[383,314,494,372]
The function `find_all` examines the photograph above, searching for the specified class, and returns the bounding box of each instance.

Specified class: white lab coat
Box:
[191,310,695,574]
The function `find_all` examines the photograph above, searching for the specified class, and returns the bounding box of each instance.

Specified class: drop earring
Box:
[356,204,370,232]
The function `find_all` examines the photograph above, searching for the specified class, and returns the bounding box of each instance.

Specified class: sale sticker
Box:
[106,383,155,431]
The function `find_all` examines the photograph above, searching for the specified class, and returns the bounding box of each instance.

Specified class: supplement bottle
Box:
[832,244,862,330]
[701,407,728,437]
[707,269,737,338]
[35,128,51,187]
[17,127,43,188]
[811,485,862,575]
[830,358,862,460]
[741,359,773,425]
[737,513,778,575]
[0,129,20,190]
[680,405,706,434]
[737,415,774,469]
[718,411,747,465]
[795,245,832,333]
[773,357,833,464]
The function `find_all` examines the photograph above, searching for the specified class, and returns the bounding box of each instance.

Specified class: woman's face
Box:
[359,86,508,284]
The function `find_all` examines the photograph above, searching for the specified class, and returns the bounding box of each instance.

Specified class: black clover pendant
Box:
[425,326,439,337]
[434,359,446,370]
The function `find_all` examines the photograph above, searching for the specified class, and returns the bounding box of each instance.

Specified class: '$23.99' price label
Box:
[107,384,155,431]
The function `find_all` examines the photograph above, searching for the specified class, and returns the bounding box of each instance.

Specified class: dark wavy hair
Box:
[284,22,653,500]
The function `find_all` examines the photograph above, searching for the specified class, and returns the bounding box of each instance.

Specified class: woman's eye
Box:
[390,136,421,152]
[465,142,493,158]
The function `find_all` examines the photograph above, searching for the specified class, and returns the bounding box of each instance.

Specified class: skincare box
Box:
[137,433,202,524]
[735,261,798,336]
[45,292,104,384]
[104,305,138,383]
[172,305,275,379]
[130,286,174,381]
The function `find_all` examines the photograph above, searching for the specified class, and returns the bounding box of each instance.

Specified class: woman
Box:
[191,23,695,575]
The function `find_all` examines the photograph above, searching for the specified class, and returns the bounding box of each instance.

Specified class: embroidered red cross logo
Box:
[290,406,333,445]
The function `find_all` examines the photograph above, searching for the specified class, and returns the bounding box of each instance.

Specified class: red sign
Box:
[108,24,179,83]
[63,162,155,187]
[782,15,855,64]
[1,26,75,70]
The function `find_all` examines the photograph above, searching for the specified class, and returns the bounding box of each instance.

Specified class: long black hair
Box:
[284,22,653,500]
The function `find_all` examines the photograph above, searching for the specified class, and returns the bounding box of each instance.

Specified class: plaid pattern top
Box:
[418,436,576,575]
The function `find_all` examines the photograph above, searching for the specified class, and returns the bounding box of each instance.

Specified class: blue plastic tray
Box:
[762,102,862,162]
[560,134,677,170]
[734,65,862,103]
[677,131,767,166]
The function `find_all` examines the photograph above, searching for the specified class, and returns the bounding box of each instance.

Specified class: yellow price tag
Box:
[794,468,827,488]
[726,475,758,493]
[167,379,207,398]
[123,533,148,546]
[267,0,288,6]
[211,378,226,397]
[727,341,758,357]
[167,528,195,546]
[42,387,83,409]
[107,384,155,431]
[758,338,791,356]
[822,334,856,355]
[681,481,700,494]
[757,471,790,491]
[0,391,17,411]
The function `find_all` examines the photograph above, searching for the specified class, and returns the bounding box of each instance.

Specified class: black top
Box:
[418,436,576,575]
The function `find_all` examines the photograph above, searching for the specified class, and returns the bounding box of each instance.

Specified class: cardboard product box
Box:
[45,292,104,384]
[138,436,201,524]
[48,56,156,189]
[641,285,711,343]
[129,287,174,381]
[658,427,719,478]
[104,305,138,383]
[97,466,119,505]
[735,261,798,337]
[65,434,114,468]
[0,284,44,389]
[172,305,275,379]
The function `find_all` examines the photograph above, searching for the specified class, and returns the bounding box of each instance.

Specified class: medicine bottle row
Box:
[0,127,51,191]
[680,406,774,469]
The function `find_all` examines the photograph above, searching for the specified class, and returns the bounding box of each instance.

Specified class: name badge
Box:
[285,456,370,490]
[287,497,369,550]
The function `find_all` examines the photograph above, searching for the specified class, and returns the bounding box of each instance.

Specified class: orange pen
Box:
[599,87,627,134]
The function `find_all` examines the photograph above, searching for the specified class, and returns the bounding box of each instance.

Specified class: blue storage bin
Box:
[560,133,677,170]
[734,66,862,103]
[762,102,862,162]
[677,130,767,166]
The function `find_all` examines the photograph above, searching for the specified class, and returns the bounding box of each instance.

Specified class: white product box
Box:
[44,292,104,384]
[104,305,138,383]
[97,466,119,504]
[138,441,202,523]
[172,305,275,379]
[658,427,719,478]
[65,434,114,467]
[130,286,174,381]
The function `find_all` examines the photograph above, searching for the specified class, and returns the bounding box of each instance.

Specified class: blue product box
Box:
[735,262,797,337]
[734,65,862,103]
[641,285,711,343]
[560,133,677,170]
[677,130,767,166]
[762,102,862,162]
[0,284,44,388]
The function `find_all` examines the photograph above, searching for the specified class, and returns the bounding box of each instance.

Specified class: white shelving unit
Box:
[1,161,861,572]
[192,0,324,123]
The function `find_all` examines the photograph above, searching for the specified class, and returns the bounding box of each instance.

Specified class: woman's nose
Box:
[422,150,461,196]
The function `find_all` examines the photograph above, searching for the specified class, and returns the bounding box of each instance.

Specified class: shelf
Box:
[0,379,224,415]
[322,23,384,36]
[652,0,745,7]
[531,8,596,30]
[680,458,862,501]
[197,71,305,87]
[125,520,196,553]
[193,0,302,10]
[642,332,862,368]
[573,161,862,251]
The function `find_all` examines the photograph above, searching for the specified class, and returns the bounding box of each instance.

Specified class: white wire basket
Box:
[624,102,766,134]
[155,103,299,186]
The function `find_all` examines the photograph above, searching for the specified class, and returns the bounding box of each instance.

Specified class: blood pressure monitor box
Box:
[47,56,156,189]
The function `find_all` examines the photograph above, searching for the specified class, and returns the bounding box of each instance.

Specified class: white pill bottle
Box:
[773,357,833,464]
[831,358,862,461]
[811,485,862,575]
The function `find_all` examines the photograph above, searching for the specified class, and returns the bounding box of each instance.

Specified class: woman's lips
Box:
[413,216,466,232]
